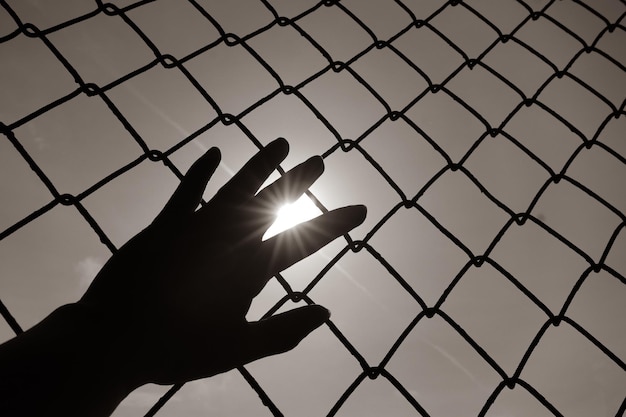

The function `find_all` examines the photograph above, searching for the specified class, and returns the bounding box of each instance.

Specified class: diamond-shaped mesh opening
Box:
[0,35,75,123]
[125,0,221,58]
[46,12,154,86]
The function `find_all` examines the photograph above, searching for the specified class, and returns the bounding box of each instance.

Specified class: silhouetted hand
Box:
[0,138,366,416]
[78,137,366,387]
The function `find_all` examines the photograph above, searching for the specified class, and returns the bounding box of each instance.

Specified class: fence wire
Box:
[1,0,625,416]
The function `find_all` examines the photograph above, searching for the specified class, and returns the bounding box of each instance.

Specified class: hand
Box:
[78,138,366,386]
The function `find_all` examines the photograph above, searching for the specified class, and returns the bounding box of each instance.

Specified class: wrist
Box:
[60,302,145,391]
[0,303,142,416]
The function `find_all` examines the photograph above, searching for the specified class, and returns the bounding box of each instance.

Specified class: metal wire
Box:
[1,0,625,416]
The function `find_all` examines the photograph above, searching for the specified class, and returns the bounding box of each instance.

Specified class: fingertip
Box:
[309,155,325,176]
[204,147,221,165]
[337,204,367,230]
[291,304,330,335]
[192,147,221,172]
[353,204,367,223]
[268,137,289,157]
[156,147,221,223]
[296,155,324,182]
[207,146,221,160]
[308,304,331,322]
[273,137,288,148]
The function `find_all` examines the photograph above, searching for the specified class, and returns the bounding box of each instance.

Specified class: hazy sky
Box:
[1,1,625,416]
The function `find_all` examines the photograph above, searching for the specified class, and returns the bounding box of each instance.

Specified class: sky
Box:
[1,0,625,416]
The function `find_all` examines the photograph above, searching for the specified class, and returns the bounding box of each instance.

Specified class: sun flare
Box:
[262,195,323,240]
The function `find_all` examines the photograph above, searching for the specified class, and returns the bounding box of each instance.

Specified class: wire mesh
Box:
[1,0,625,416]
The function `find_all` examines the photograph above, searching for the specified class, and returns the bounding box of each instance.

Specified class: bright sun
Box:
[263,195,323,240]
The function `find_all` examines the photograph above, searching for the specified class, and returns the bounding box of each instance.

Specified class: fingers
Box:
[211,138,289,209]
[242,305,330,362]
[251,155,324,228]
[154,147,221,224]
[255,155,324,206]
[258,205,366,276]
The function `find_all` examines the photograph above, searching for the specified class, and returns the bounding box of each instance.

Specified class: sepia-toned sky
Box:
[1,1,625,416]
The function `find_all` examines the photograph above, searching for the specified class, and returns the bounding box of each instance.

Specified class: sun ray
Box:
[262,194,323,240]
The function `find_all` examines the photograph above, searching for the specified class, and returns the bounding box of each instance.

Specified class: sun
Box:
[263,194,323,240]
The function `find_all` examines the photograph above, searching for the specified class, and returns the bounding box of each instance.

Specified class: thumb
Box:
[243,305,330,363]
[154,147,221,224]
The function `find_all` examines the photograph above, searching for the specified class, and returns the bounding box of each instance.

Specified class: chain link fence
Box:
[1,0,625,416]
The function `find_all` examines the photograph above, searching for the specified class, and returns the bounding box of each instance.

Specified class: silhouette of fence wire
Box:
[1,0,625,416]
